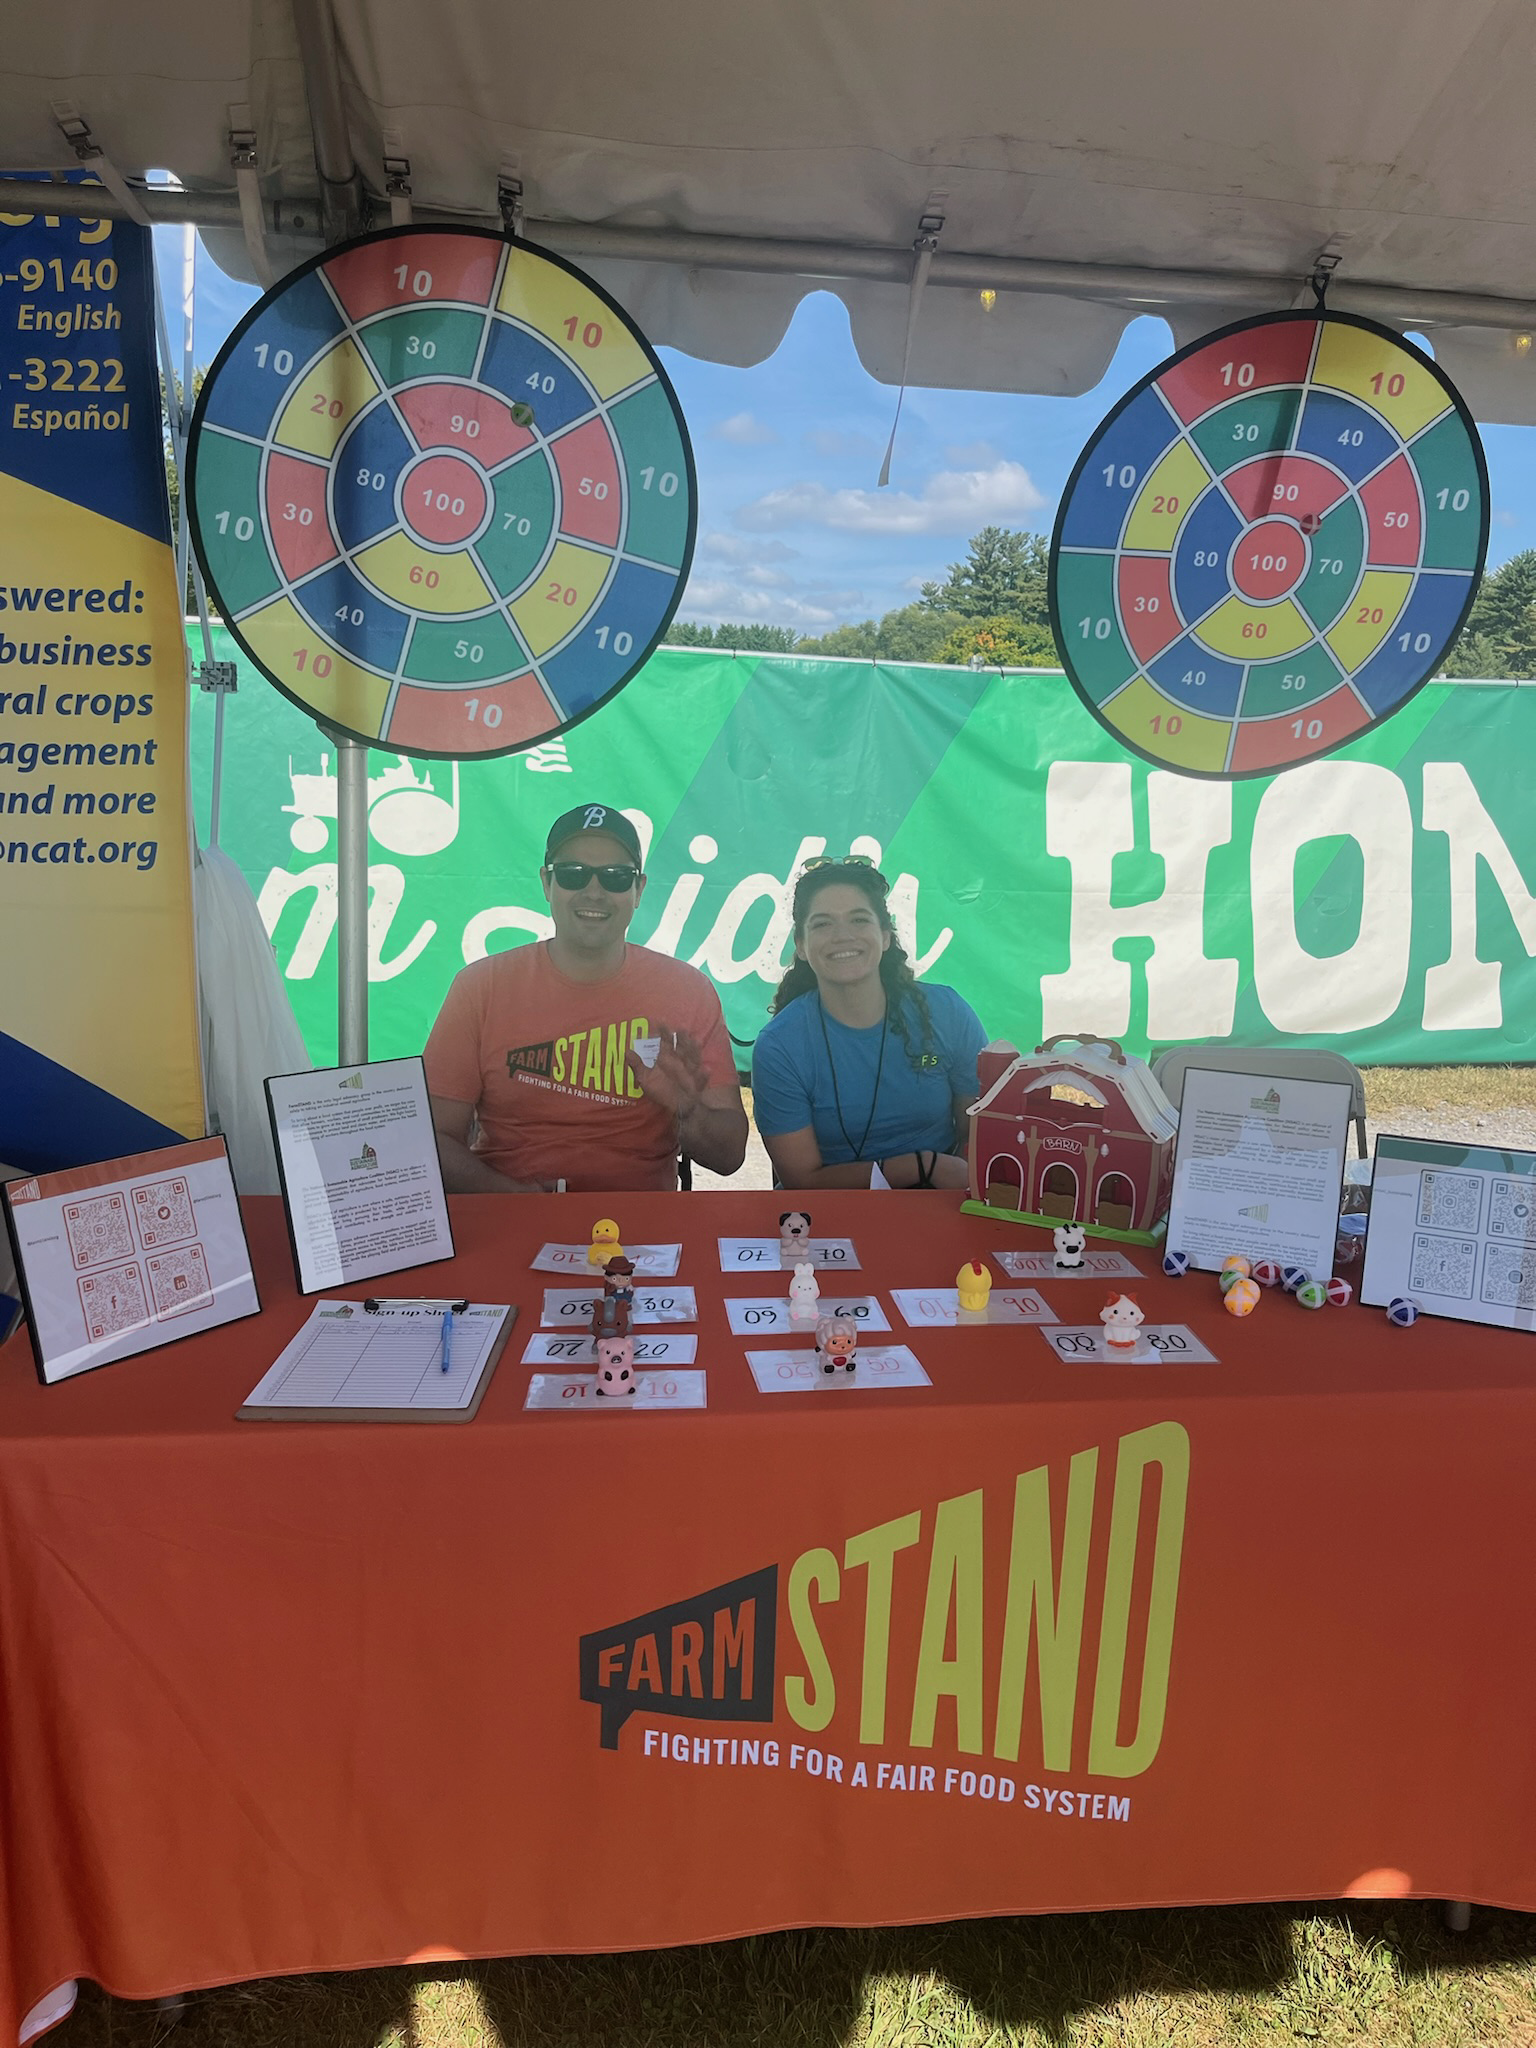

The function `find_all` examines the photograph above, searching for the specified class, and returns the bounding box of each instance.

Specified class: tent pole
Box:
[334,736,369,1066]
[292,0,367,1060]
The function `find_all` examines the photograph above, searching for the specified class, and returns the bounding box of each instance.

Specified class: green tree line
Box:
[670,526,1536,678]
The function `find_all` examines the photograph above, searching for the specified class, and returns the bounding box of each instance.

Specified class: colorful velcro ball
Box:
[1252,1259,1283,1289]
[1162,1250,1190,1277]
[1295,1279,1328,1309]
[1387,1297,1419,1327]
[1218,1267,1246,1294]
[1223,1276,1261,1317]
[1281,1265,1309,1294]
[1324,1277,1353,1307]
[1220,1254,1253,1280]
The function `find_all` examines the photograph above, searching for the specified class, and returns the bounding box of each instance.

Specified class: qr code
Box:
[77,1261,149,1341]
[1408,1233,1476,1300]
[1481,1242,1536,1309]
[1417,1170,1483,1234]
[147,1244,212,1319]
[1488,1178,1536,1243]
[132,1177,196,1249]
[63,1192,134,1270]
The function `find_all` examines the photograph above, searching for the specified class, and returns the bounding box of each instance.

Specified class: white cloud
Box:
[697,530,799,565]
[680,573,866,630]
[712,410,777,445]
[734,459,1045,537]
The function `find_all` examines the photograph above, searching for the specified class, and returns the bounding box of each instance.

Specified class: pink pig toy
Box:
[815,1315,858,1375]
[594,1332,637,1398]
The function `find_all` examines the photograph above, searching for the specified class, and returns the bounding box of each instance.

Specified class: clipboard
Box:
[237,1301,518,1422]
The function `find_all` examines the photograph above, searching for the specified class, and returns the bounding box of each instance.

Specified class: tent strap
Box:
[877,210,943,489]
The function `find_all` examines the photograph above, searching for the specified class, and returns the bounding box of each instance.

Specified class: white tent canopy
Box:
[6,0,1536,418]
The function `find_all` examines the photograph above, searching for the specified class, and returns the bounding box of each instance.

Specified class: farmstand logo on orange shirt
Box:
[579,1421,1188,1813]
[507,1020,651,1103]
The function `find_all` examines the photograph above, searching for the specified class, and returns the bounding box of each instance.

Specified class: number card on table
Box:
[532,1242,681,1278]
[992,1248,1142,1281]
[1039,1323,1218,1366]
[524,1371,706,1411]
[726,1296,890,1336]
[717,1237,860,1272]
[522,1331,698,1367]
[1362,1134,1536,1332]
[744,1345,931,1393]
[3,1139,260,1385]
[540,1285,697,1328]
[892,1287,1057,1328]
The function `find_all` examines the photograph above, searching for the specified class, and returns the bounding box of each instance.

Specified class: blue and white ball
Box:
[1281,1265,1309,1294]
[1387,1297,1419,1328]
[1162,1250,1190,1278]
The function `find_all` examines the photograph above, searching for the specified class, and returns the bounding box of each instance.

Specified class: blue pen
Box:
[440,1307,454,1373]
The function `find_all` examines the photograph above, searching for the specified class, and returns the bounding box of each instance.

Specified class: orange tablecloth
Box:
[2,1191,1534,2038]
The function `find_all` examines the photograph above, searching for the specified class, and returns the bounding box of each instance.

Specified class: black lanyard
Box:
[818,996,888,1162]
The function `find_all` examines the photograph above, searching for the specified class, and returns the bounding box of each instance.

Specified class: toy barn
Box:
[964,1035,1179,1241]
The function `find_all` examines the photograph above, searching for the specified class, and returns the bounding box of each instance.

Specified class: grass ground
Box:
[1360,1067,1536,1114]
[52,1903,1536,2048]
[52,1063,1536,2047]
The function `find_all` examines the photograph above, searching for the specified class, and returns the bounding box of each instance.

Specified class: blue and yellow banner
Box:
[0,186,201,1171]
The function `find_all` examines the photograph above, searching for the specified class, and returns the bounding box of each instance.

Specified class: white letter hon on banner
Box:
[1250,762,1413,1033]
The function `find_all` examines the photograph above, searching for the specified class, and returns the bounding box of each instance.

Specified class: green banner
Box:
[189,628,1536,1069]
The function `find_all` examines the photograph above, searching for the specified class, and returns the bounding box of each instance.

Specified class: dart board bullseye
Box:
[187,225,696,759]
[1049,311,1489,778]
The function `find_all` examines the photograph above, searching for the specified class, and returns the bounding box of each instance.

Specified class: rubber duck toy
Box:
[956,1261,992,1313]
[588,1218,624,1266]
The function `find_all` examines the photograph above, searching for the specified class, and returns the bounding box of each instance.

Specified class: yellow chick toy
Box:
[956,1260,992,1313]
[588,1218,625,1266]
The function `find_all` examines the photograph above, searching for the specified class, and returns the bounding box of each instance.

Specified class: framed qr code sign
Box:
[2,1138,260,1384]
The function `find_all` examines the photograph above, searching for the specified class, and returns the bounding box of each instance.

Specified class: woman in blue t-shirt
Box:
[751,857,987,1190]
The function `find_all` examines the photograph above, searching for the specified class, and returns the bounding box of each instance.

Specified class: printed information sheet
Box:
[1166,1067,1351,1278]
[1363,1135,1536,1331]
[267,1058,453,1293]
[3,1138,259,1384]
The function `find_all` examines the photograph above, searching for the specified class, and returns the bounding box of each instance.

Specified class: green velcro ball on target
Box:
[1295,1279,1328,1309]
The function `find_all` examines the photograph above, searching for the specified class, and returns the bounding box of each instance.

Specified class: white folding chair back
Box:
[1151,1045,1368,1156]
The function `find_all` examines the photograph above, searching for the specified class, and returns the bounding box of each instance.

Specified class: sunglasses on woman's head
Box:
[547,861,640,892]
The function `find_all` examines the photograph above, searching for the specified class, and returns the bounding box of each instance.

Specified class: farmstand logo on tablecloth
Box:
[579,1422,1189,1815]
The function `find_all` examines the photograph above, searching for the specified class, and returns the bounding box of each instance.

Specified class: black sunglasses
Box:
[547,861,640,893]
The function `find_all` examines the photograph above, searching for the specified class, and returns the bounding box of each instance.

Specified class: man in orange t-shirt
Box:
[425,803,748,1193]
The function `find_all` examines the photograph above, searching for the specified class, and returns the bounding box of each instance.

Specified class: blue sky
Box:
[159,230,1536,637]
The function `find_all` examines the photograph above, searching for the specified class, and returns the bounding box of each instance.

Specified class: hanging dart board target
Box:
[1049,310,1488,777]
[187,225,696,759]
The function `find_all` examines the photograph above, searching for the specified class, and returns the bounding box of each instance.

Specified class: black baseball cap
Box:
[543,803,644,868]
